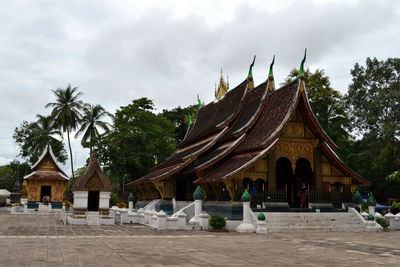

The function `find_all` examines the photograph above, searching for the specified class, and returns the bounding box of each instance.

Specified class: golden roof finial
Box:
[215,68,228,99]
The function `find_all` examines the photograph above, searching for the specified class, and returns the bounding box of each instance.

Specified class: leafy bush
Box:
[116,202,127,208]
[110,192,119,207]
[376,217,390,230]
[352,190,363,205]
[386,171,400,183]
[209,214,226,230]
[257,213,265,221]
[367,214,374,220]
[392,201,400,214]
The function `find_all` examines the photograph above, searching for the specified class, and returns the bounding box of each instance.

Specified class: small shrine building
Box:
[24,144,69,209]
[127,55,370,208]
[68,153,113,225]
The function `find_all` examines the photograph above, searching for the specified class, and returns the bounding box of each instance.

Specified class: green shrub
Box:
[367,193,377,206]
[209,214,226,230]
[257,213,265,221]
[110,192,119,207]
[352,190,363,205]
[367,214,374,220]
[376,217,390,230]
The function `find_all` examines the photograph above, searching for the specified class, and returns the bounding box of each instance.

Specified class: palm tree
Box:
[46,85,83,179]
[30,114,63,154]
[75,104,112,154]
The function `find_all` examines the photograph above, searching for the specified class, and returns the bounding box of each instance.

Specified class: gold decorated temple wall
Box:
[26,179,67,202]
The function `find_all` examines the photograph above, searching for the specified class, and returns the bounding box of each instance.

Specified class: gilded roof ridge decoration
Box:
[215,68,229,100]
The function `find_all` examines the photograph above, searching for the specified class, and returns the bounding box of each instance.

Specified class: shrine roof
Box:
[24,171,69,181]
[72,154,112,192]
[235,80,300,153]
[320,142,370,186]
[195,139,278,184]
[30,144,67,176]
[178,80,248,147]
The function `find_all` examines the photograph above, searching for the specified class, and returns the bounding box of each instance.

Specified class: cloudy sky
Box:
[1,0,399,175]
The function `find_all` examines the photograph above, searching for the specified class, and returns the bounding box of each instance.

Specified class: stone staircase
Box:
[86,212,100,226]
[261,210,380,232]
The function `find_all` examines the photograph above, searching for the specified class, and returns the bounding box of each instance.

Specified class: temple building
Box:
[68,153,113,225]
[24,144,68,209]
[127,54,370,209]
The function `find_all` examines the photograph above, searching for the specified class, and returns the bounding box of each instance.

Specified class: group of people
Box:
[42,195,50,205]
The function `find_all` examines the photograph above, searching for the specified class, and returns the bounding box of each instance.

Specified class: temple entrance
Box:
[40,186,51,202]
[87,190,99,211]
[294,158,313,208]
[276,157,298,207]
[176,179,186,201]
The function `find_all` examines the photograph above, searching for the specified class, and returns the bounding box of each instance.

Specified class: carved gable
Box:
[36,154,58,171]
[86,173,104,191]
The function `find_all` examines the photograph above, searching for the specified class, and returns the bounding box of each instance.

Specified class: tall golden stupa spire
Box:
[215,68,229,100]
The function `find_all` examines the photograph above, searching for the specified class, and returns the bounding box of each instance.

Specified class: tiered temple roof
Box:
[127,57,370,189]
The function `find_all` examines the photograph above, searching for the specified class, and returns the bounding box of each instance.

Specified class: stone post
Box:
[199,212,210,230]
[176,210,187,229]
[156,210,167,230]
[367,192,377,216]
[236,189,256,233]
[128,193,135,212]
[189,186,204,227]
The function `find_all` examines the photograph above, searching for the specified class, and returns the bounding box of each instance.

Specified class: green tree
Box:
[284,68,350,145]
[46,85,83,179]
[346,57,400,172]
[161,105,197,144]
[75,104,112,154]
[95,98,176,197]
[0,161,28,191]
[13,115,67,165]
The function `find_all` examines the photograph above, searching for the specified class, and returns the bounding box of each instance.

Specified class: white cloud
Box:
[1,0,399,175]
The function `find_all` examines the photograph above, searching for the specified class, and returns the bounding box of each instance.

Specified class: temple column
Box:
[200,184,208,200]
[267,151,276,193]
[313,147,322,190]
[224,180,236,201]
[152,181,165,200]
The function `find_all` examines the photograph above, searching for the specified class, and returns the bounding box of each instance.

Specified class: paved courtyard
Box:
[0,211,400,266]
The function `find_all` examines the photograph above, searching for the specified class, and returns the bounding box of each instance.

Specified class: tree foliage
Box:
[13,116,67,165]
[46,85,83,179]
[161,105,197,144]
[95,98,176,196]
[0,161,28,191]
[75,104,112,153]
[346,57,400,172]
